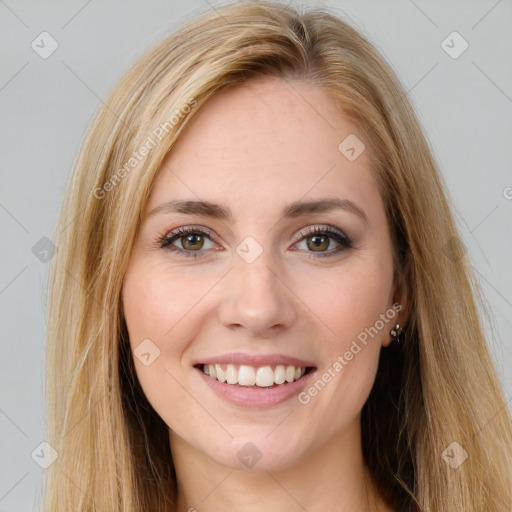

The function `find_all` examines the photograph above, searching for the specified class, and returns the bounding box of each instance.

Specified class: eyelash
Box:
[156,225,354,259]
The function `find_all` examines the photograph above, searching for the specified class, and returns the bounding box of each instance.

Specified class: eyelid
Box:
[157,224,219,248]
[293,225,349,243]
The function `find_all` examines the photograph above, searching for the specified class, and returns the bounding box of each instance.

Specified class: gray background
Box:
[1,0,511,510]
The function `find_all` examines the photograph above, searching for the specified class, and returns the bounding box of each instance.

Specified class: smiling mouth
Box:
[194,363,315,388]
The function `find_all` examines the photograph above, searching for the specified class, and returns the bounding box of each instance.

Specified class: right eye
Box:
[158,226,219,257]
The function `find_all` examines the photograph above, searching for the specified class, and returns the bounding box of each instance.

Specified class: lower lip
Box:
[196,367,317,409]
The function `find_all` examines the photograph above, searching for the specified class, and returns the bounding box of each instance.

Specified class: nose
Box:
[217,249,298,338]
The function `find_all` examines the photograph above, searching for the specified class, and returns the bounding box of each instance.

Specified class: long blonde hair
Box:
[44,1,512,510]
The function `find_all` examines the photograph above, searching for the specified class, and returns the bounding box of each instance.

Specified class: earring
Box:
[385,324,405,350]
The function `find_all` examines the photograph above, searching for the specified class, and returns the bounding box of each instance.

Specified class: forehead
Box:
[148,77,380,216]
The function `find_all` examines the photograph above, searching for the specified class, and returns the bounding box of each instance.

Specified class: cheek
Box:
[122,260,207,342]
[121,260,193,380]
[295,255,394,428]
[303,259,393,350]
[121,257,229,382]
[121,260,202,429]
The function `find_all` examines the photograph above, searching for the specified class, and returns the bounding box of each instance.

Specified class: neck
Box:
[169,420,389,512]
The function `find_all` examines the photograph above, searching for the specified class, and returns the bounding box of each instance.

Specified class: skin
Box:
[122,76,407,512]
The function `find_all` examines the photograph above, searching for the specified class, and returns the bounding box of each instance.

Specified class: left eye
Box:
[292,226,354,258]
[158,225,353,258]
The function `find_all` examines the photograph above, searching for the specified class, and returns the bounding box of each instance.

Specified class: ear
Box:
[383,256,412,348]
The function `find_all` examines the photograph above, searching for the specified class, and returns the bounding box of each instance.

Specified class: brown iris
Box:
[181,233,205,251]
[307,234,329,251]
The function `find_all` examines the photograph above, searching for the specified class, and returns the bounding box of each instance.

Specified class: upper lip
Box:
[193,353,316,368]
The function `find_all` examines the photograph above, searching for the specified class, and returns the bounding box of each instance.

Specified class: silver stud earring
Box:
[387,323,404,350]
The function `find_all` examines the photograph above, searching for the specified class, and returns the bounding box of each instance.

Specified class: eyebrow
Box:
[146,197,370,227]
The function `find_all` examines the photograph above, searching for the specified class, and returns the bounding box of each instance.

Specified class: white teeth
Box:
[215,363,226,383]
[255,366,274,387]
[201,363,309,387]
[238,365,256,386]
[226,364,237,384]
[274,365,286,384]
[285,365,295,383]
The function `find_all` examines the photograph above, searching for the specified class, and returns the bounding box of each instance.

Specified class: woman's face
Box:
[122,77,404,471]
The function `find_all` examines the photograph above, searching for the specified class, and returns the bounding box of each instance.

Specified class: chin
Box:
[212,431,310,472]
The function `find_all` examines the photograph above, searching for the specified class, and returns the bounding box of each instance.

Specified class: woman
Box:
[44,1,512,511]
